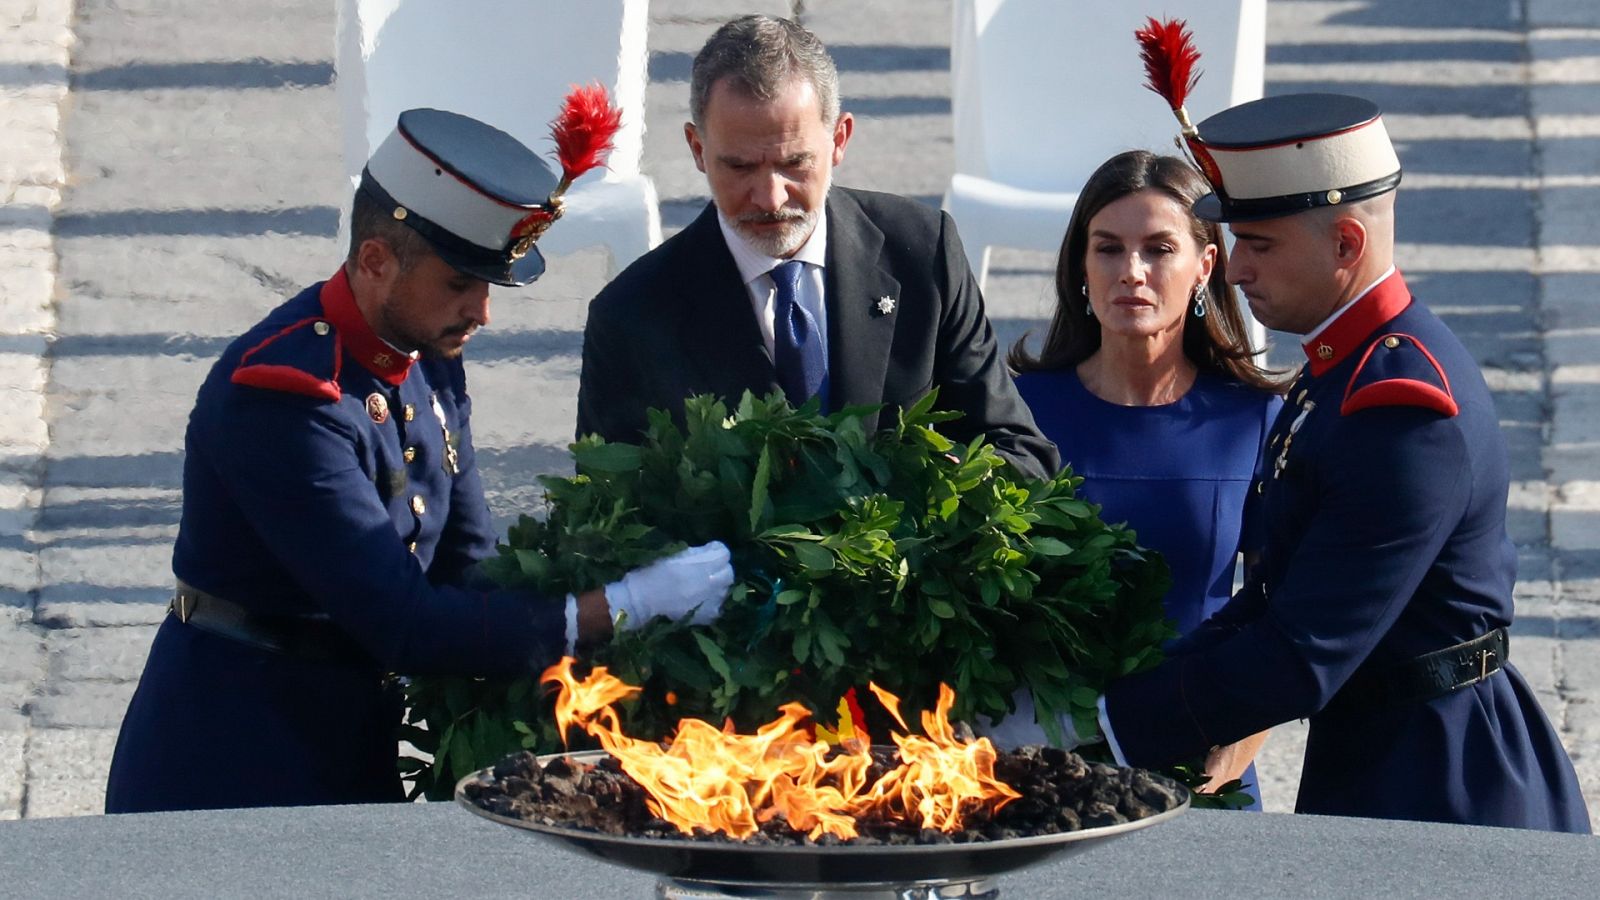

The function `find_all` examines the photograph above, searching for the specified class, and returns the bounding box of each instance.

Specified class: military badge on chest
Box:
[430,393,461,476]
[366,392,389,424]
[1270,377,1320,481]
[1272,400,1315,479]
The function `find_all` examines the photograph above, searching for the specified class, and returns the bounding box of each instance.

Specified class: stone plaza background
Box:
[1,0,1598,822]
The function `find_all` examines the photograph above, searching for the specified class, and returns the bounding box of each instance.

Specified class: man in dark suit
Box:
[577,15,1057,480]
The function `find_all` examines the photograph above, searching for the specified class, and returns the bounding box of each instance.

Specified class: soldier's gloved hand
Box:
[973,688,1101,751]
[605,541,734,630]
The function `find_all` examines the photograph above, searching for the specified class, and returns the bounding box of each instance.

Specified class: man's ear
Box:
[831,112,854,167]
[1332,215,1368,270]
[353,237,397,286]
[685,122,707,174]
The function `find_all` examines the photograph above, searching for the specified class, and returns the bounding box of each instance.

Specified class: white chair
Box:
[335,0,661,277]
[944,0,1267,289]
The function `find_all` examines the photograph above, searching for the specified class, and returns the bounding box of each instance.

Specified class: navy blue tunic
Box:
[1104,271,1591,832]
[1016,369,1279,808]
[106,271,565,813]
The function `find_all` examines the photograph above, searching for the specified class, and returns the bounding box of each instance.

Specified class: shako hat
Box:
[359,86,624,287]
[1135,18,1401,224]
[362,109,558,286]
[1188,93,1402,223]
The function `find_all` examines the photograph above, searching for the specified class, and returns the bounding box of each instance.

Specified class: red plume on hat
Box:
[551,82,624,193]
[1135,17,1201,133]
[508,83,624,257]
[1134,17,1223,187]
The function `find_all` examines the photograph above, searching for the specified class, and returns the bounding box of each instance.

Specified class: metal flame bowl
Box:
[455,750,1189,890]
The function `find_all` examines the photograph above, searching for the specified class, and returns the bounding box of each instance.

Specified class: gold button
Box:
[408,541,418,553]
[403,447,416,464]
[393,206,408,220]
[313,321,330,336]
[404,404,415,422]
[411,495,426,515]
[1384,336,1401,349]
[1326,189,1343,205]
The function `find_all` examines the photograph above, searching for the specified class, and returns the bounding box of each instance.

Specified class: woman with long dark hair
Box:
[1010,150,1284,808]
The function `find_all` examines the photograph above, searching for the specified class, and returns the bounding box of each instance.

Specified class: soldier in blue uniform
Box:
[987,93,1590,832]
[105,109,734,813]
[1095,94,1590,831]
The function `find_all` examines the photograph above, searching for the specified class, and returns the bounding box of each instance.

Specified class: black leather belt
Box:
[170,581,370,665]
[1329,627,1509,714]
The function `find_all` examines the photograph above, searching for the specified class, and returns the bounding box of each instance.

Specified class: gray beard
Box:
[734,207,819,258]
[733,174,831,258]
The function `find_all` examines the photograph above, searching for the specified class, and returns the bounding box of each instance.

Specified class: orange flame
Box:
[541,659,1019,840]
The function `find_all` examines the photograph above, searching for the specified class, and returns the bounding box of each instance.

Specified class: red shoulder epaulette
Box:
[230,317,342,402]
[1341,332,1458,417]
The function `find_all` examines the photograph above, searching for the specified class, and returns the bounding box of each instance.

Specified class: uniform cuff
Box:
[1098,695,1128,766]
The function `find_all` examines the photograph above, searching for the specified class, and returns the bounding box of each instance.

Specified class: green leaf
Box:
[694,632,735,686]
[572,440,643,474]
[1030,536,1072,556]
[793,541,835,571]
[749,445,772,532]
[927,598,956,619]
[791,629,812,665]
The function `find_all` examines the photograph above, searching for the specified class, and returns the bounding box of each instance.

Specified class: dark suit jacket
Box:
[576,187,1058,479]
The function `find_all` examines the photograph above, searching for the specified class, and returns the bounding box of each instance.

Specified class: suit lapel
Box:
[824,190,899,423]
[675,203,781,402]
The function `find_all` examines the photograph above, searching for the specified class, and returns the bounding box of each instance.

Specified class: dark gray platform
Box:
[0,804,1594,898]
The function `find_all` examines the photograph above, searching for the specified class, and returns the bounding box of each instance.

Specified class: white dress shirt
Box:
[716,209,830,360]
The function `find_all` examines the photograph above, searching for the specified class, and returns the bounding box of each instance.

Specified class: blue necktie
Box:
[771,260,827,408]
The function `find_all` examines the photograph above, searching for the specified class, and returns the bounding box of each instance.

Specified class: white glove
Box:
[604,541,734,630]
[974,688,1099,751]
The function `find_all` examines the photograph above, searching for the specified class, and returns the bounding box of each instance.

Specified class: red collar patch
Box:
[320,268,416,386]
[1302,270,1413,376]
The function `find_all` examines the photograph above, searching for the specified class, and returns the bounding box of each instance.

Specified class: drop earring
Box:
[1192,285,1208,318]
[1082,283,1094,317]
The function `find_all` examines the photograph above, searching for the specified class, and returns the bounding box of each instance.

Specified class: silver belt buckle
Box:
[171,589,195,623]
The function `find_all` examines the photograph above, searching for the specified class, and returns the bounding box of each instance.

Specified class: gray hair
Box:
[689,15,841,128]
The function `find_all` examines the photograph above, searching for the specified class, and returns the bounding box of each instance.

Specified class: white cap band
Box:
[365,126,536,253]
[1208,117,1401,202]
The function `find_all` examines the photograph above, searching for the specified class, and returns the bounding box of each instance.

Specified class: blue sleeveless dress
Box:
[1015,368,1281,809]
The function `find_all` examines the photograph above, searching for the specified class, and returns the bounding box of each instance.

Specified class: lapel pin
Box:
[875,295,896,316]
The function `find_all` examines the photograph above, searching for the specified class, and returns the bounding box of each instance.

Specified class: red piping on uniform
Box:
[231,363,342,402]
[1341,332,1458,417]
[397,127,538,211]
[1304,270,1413,376]
[320,268,414,386]
[1342,379,1458,417]
[231,316,343,401]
